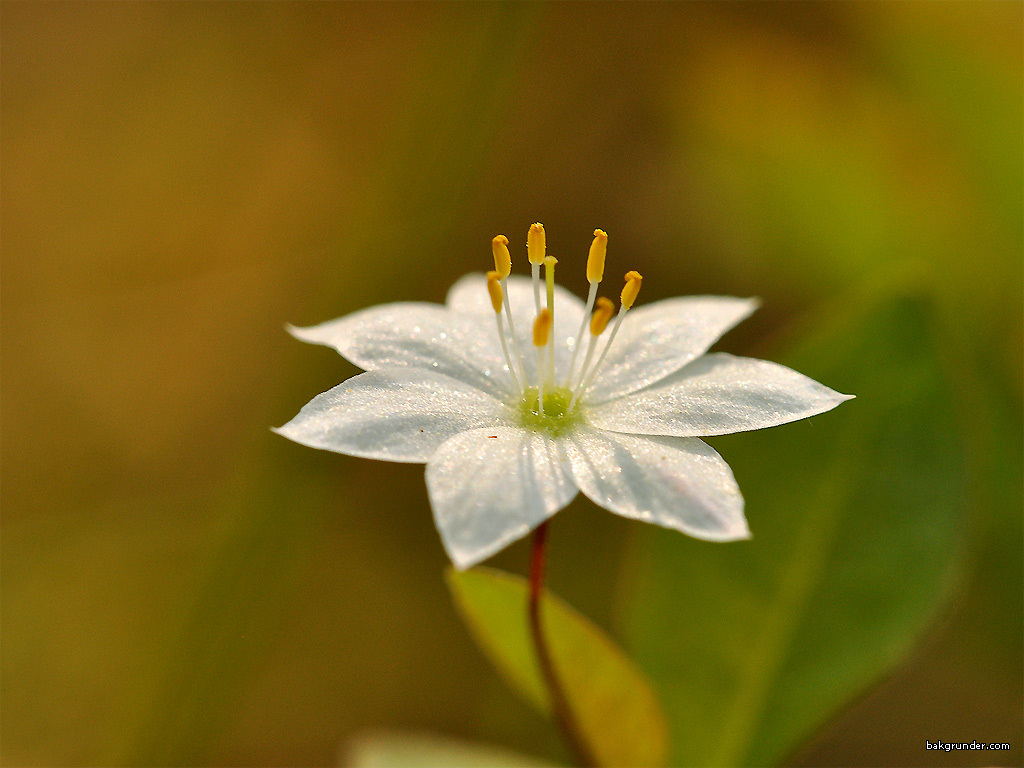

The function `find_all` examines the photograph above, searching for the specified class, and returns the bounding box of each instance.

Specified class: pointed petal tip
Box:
[646,513,751,543]
[444,543,488,571]
[824,389,857,409]
[272,421,321,450]
[695,521,752,543]
[715,513,751,541]
[437,520,536,572]
[721,295,760,317]
[285,322,319,343]
[270,423,298,441]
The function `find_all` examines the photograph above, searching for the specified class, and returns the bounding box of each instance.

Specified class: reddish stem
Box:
[528,522,598,767]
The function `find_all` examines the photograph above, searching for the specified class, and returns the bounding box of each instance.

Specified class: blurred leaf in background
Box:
[448,567,668,768]
[618,283,970,766]
[2,2,1019,767]
[346,732,558,768]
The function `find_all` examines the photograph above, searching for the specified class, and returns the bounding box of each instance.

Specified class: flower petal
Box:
[288,302,514,398]
[584,296,759,403]
[564,429,749,541]
[426,426,577,569]
[274,369,505,463]
[589,353,854,437]
[447,272,586,382]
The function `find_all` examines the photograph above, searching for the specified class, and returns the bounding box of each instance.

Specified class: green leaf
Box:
[616,286,968,766]
[347,731,558,768]
[447,567,670,768]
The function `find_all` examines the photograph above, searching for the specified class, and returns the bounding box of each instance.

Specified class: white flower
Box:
[275,228,852,570]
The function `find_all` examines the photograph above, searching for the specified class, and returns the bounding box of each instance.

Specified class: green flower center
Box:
[516,386,584,437]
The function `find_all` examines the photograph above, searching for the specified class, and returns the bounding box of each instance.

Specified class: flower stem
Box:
[529,522,598,768]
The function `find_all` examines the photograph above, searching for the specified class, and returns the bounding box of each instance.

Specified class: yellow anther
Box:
[620,270,642,309]
[486,271,503,314]
[587,229,608,283]
[590,297,615,336]
[533,308,552,347]
[528,222,546,265]
[492,235,511,278]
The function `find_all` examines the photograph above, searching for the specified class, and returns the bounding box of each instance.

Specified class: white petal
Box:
[426,426,577,569]
[288,302,514,398]
[447,273,586,383]
[589,353,854,437]
[584,296,759,403]
[274,369,505,463]
[564,429,749,541]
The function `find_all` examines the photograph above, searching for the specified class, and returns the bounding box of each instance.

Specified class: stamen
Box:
[568,297,614,410]
[488,226,640,417]
[528,222,545,313]
[486,270,504,314]
[492,234,526,384]
[533,308,552,416]
[620,270,642,309]
[587,229,608,284]
[487,271,521,395]
[533,307,552,347]
[566,229,608,386]
[491,235,512,279]
[544,255,557,385]
[573,271,642,404]
[589,295,615,336]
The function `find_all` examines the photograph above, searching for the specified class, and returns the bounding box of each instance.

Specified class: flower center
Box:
[486,224,642,422]
[516,386,583,437]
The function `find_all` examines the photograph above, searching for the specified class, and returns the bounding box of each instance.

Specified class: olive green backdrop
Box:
[2,3,1020,766]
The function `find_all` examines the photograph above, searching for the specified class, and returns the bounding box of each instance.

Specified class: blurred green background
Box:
[2,2,1020,766]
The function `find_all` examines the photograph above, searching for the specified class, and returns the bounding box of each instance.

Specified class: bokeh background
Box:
[2,3,1021,767]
